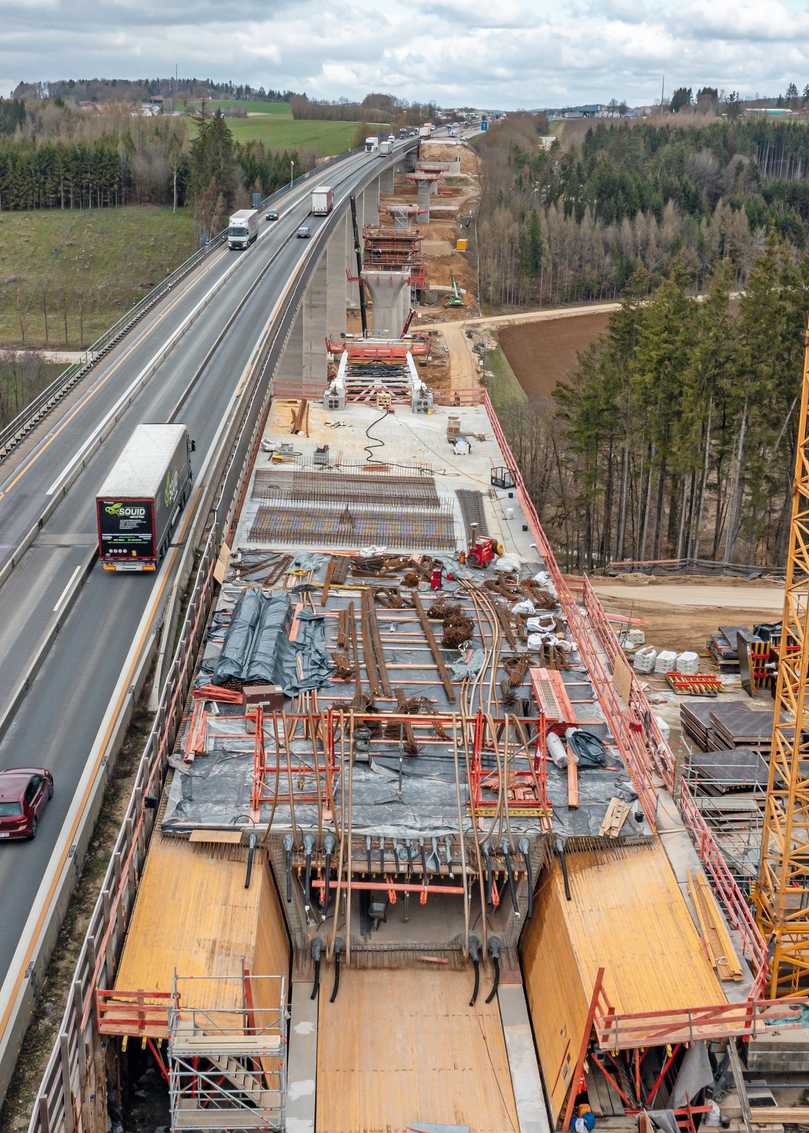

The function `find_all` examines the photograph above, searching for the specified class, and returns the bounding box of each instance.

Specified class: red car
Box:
[0,768,54,840]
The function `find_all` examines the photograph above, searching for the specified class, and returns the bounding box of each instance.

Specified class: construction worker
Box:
[574,1102,596,1133]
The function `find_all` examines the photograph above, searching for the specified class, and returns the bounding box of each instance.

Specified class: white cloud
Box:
[1,0,808,106]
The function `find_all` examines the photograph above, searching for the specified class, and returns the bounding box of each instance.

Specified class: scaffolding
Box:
[168,974,287,1132]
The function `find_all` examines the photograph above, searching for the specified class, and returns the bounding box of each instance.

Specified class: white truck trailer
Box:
[310,186,334,216]
[227,209,259,250]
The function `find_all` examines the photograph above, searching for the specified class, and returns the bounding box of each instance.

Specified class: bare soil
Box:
[590,578,782,655]
[498,312,610,399]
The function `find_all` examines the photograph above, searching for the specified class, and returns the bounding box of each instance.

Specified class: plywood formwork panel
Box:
[114,833,272,1012]
[521,842,725,1123]
[252,860,291,1010]
[316,968,520,1133]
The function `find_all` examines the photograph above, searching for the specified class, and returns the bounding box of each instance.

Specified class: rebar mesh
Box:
[249,504,456,548]
[253,469,440,508]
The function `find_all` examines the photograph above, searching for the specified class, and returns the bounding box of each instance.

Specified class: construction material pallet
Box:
[667,672,723,697]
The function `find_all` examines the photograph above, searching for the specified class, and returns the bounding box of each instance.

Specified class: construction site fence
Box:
[21,148,415,1133]
[480,391,769,994]
[607,557,785,579]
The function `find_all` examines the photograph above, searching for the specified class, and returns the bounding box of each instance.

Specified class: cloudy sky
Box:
[2,0,809,108]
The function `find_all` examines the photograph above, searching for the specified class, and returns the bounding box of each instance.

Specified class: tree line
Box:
[475,113,809,309]
[290,92,436,126]
[0,108,310,220]
[497,236,809,570]
[12,77,296,104]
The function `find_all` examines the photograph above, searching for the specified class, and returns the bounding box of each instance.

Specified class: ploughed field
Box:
[498,312,610,399]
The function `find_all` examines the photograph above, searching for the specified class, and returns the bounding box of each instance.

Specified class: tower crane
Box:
[756,321,809,995]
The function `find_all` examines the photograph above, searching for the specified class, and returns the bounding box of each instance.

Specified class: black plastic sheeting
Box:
[211,590,334,697]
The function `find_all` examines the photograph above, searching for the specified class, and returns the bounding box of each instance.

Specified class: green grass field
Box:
[184,98,292,116]
[0,357,63,428]
[187,113,378,156]
[484,345,528,413]
[0,207,196,348]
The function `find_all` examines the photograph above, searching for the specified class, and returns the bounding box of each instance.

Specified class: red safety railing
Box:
[96,989,177,1036]
[482,391,769,989]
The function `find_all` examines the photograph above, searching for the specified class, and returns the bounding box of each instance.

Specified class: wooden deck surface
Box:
[114,833,288,1016]
[315,967,519,1133]
[522,842,725,1121]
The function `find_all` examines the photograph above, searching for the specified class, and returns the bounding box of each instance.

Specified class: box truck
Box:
[379,139,393,155]
[310,186,334,216]
[96,423,194,572]
[419,124,432,138]
[228,209,259,250]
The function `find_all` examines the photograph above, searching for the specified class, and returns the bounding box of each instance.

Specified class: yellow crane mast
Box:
[756,321,809,995]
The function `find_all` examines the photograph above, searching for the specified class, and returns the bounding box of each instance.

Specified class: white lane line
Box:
[40,168,343,501]
[52,564,82,614]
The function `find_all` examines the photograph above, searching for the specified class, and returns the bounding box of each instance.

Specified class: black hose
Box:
[310,960,321,1000]
[470,960,480,1007]
[364,406,390,464]
[330,957,341,1003]
[244,831,256,890]
[567,728,608,768]
[485,957,500,1004]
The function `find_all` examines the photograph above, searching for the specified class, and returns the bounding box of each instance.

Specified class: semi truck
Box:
[227,209,259,250]
[310,186,334,216]
[365,135,379,152]
[96,423,194,572]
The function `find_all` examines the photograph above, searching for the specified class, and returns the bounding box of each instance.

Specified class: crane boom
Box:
[756,321,809,995]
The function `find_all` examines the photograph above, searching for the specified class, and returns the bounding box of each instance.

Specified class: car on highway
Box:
[296,224,312,239]
[0,768,54,840]
[266,209,279,221]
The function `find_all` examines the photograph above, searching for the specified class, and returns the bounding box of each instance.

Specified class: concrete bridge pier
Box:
[326,217,348,336]
[274,253,331,398]
[362,182,380,226]
[361,268,411,338]
[380,166,395,194]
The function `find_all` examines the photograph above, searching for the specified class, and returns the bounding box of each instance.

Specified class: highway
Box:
[0,142,410,979]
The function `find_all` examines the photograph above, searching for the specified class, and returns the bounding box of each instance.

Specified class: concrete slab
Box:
[287,981,317,1133]
[498,983,553,1133]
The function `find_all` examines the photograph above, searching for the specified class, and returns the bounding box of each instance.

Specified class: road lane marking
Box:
[52,564,83,614]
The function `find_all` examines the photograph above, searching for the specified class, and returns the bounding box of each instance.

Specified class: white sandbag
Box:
[512,599,536,616]
[547,732,568,769]
[532,569,558,601]
[626,628,645,646]
[654,649,678,674]
[526,614,556,633]
[633,646,658,674]
[527,633,544,650]
[675,650,700,674]
[494,553,521,574]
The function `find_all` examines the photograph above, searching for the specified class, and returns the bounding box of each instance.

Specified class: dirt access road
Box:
[591,577,783,654]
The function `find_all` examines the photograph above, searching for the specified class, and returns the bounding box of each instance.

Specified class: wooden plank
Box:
[688,871,743,981]
[413,591,455,703]
[599,798,630,838]
[739,1110,809,1125]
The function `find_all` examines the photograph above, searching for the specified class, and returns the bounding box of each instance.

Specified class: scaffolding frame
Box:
[167,972,287,1133]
